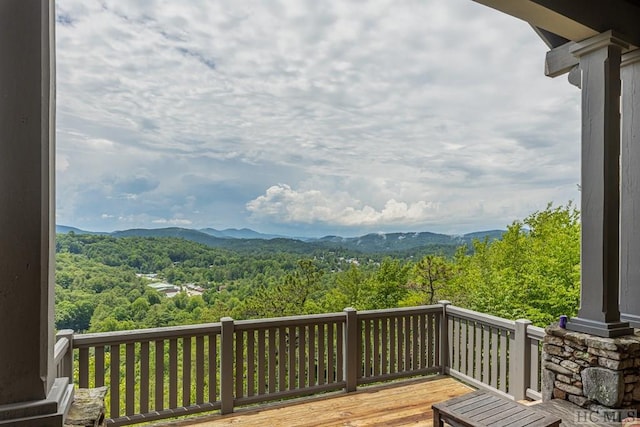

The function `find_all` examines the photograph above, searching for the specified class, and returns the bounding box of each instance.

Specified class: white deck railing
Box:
[56,303,545,426]
[442,303,544,401]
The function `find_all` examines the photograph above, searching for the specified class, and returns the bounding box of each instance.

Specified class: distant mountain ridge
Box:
[56,225,504,255]
[199,227,285,240]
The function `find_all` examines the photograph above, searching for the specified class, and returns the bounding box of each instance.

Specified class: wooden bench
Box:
[432,390,561,427]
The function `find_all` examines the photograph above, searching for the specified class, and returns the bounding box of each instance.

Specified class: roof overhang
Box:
[473,0,640,47]
[473,0,640,79]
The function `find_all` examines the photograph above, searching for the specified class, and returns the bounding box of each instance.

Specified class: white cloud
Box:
[247,184,438,226]
[152,218,193,226]
[54,0,581,235]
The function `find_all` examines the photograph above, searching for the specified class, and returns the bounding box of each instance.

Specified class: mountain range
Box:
[56,225,504,255]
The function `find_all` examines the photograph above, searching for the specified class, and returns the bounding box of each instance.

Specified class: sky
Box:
[54,0,581,238]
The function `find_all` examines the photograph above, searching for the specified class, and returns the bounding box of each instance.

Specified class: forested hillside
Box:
[56,224,504,256]
[55,203,579,333]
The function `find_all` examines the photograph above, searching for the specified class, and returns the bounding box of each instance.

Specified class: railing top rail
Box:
[526,324,545,340]
[357,304,442,319]
[74,322,222,347]
[234,312,345,331]
[446,305,515,331]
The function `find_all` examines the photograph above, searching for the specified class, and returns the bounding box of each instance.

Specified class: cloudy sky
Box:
[54,0,580,237]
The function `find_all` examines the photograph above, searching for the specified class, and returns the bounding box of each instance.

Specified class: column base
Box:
[621,312,640,329]
[566,317,635,337]
[0,378,74,427]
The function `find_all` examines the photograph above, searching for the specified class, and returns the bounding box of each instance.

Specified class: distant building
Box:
[148,282,180,295]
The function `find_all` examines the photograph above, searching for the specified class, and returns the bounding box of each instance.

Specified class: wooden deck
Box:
[155,376,473,427]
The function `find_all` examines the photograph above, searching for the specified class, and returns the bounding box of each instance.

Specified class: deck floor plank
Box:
[157,376,473,427]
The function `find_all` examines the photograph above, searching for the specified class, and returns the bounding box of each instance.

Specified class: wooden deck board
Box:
[534,399,606,427]
[156,376,473,427]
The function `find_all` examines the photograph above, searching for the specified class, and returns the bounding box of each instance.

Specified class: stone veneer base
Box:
[542,325,640,412]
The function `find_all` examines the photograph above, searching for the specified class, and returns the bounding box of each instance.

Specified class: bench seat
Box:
[432,390,561,427]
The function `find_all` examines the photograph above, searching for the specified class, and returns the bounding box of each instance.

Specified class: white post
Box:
[344,308,358,392]
[565,31,634,338]
[620,49,640,328]
[0,1,73,424]
[438,301,451,374]
[510,319,532,401]
[220,317,235,414]
[56,330,75,382]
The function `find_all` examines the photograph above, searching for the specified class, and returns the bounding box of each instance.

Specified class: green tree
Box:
[365,258,409,309]
[449,203,580,326]
[405,255,452,305]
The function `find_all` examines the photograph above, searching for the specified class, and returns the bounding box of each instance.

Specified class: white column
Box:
[0,1,73,425]
[620,49,640,329]
[565,31,634,338]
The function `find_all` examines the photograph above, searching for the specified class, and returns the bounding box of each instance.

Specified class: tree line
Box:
[55,203,579,332]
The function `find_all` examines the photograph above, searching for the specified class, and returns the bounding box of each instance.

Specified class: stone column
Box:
[0,1,73,425]
[565,31,634,338]
[620,49,640,329]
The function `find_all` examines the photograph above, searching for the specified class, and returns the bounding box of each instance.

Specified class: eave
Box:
[473,0,640,47]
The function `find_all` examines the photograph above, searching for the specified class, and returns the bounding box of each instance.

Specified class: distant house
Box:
[148,282,180,295]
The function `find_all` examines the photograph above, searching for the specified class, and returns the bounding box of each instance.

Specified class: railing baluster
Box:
[258,329,266,395]
[373,319,380,376]
[308,324,316,386]
[327,323,335,383]
[404,315,411,371]
[475,323,482,380]
[490,327,498,389]
[396,316,403,372]
[268,328,276,393]
[95,345,105,387]
[169,338,178,408]
[427,314,433,368]
[364,319,371,378]
[247,331,255,397]
[435,312,442,368]
[460,319,468,375]
[155,340,164,411]
[389,316,396,373]
[298,325,306,389]
[235,330,244,399]
[126,343,135,415]
[419,314,426,369]
[79,347,89,388]
[336,322,343,383]
[318,323,326,385]
[446,316,453,372]
[278,326,287,391]
[183,336,192,407]
[452,317,459,372]
[412,315,419,370]
[381,318,388,375]
[140,341,149,413]
[499,329,508,393]
[208,334,217,403]
[468,321,475,376]
[288,327,296,390]
[482,326,490,384]
[110,344,120,419]
[195,336,204,404]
